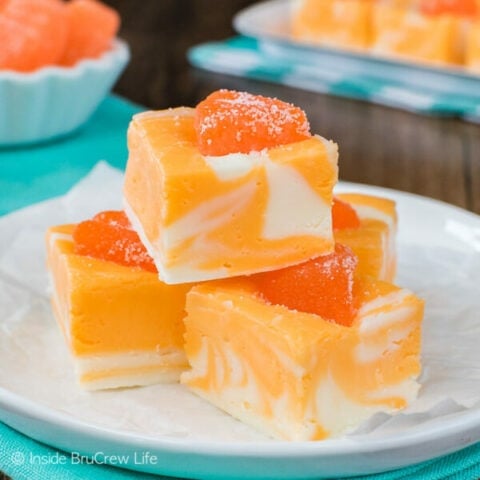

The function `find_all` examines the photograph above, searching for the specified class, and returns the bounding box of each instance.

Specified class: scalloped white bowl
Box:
[0,39,130,146]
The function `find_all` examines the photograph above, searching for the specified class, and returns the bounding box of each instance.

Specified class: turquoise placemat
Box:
[188,36,480,120]
[0,422,164,480]
[0,94,143,216]
[0,94,479,480]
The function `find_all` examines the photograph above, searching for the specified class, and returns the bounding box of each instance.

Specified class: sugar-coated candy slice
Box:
[73,210,157,273]
[93,210,131,228]
[0,0,68,72]
[252,244,358,326]
[60,0,120,66]
[420,0,477,16]
[195,90,311,156]
[332,197,361,231]
[334,193,397,282]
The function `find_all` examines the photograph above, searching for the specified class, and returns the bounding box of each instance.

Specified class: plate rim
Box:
[1,382,480,456]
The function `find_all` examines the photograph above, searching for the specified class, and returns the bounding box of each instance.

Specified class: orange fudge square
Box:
[335,193,397,282]
[46,224,191,390]
[466,20,480,71]
[371,4,458,65]
[182,278,423,441]
[123,108,338,284]
[292,0,374,50]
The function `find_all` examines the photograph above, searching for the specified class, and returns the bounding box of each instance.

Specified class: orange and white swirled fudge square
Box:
[182,251,424,441]
[372,0,479,66]
[46,211,191,390]
[292,0,480,67]
[334,193,397,282]
[291,0,374,50]
[123,90,338,284]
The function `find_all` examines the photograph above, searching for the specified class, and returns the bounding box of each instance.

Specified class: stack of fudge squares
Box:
[46,89,424,441]
[292,0,480,71]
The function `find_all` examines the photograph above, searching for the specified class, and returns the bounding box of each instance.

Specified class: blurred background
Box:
[104,0,258,108]
[96,0,478,213]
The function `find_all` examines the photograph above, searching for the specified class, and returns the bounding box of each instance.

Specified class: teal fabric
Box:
[188,36,480,121]
[0,94,479,479]
[0,94,142,216]
[0,422,162,480]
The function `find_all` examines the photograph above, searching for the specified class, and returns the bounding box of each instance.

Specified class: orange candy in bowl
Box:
[0,0,129,145]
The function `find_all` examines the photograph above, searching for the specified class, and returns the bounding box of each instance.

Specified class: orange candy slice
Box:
[252,244,359,326]
[60,0,120,66]
[73,210,157,273]
[420,0,477,16]
[195,90,311,156]
[0,0,68,72]
[332,197,361,231]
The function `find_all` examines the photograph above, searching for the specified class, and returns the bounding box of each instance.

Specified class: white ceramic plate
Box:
[1,178,480,479]
[233,0,480,99]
